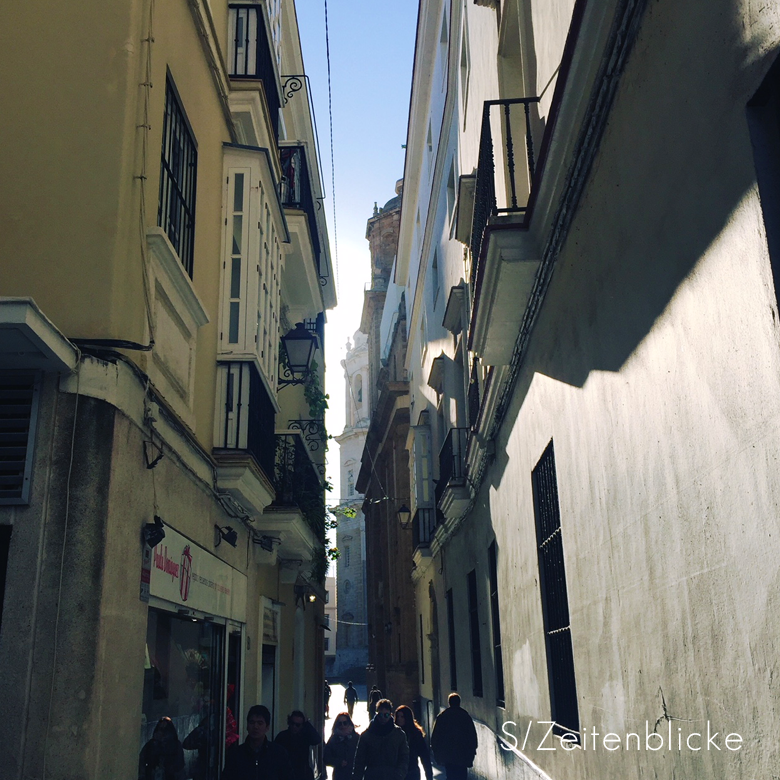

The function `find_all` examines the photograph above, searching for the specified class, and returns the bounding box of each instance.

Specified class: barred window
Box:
[467,569,483,697]
[446,588,457,690]
[158,74,198,277]
[532,441,579,737]
[488,541,505,706]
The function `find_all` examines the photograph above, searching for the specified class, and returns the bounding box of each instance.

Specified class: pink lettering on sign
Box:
[153,546,180,581]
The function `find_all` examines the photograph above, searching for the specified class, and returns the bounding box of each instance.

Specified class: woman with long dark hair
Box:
[138,717,186,780]
[394,706,432,780]
[324,711,360,780]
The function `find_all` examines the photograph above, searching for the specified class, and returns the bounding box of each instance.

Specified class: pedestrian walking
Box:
[325,680,332,718]
[430,694,477,780]
[394,706,432,780]
[367,686,382,721]
[138,717,186,780]
[221,705,294,780]
[344,681,359,718]
[274,710,322,780]
[324,712,360,780]
[351,698,409,780]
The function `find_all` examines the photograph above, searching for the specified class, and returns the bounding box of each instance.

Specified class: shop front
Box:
[140,525,247,780]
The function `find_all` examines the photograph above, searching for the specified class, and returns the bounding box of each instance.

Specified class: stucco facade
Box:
[375,0,780,778]
[0,1,335,777]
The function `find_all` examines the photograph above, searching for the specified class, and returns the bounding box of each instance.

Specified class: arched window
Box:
[354,375,363,404]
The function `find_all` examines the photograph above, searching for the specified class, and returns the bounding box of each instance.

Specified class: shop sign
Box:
[140,544,152,603]
[148,525,247,621]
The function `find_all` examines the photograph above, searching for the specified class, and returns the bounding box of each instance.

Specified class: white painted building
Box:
[333,332,370,678]
[378,0,780,778]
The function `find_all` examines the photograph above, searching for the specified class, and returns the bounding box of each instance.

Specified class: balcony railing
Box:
[280,145,322,277]
[436,428,469,508]
[274,433,325,541]
[412,507,437,550]
[228,5,281,140]
[471,97,540,279]
[217,361,276,480]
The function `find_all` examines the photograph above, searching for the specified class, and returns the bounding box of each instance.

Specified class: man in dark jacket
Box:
[352,699,409,780]
[221,705,294,780]
[430,694,478,780]
[274,710,322,780]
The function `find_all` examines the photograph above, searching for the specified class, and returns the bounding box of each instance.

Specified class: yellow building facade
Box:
[0,0,335,777]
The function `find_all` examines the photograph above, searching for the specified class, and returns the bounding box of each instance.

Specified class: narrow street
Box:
[323,683,443,780]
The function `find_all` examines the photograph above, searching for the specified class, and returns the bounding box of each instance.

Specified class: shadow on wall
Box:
[515,7,780,393]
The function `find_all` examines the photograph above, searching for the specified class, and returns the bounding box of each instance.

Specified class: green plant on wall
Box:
[303,359,329,420]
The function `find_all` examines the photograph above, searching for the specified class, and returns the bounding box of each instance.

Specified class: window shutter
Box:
[0,374,39,505]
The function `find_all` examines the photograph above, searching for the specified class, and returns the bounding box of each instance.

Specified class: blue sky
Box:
[296,0,419,500]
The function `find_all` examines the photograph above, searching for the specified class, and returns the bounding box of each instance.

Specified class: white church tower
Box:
[332,331,370,678]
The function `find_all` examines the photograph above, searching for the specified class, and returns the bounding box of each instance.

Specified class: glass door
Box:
[140,610,225,780]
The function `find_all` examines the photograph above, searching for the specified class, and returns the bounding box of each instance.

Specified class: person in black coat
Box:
[221,705,294,780]
[394,706,432,780]
[138,717,186,780]
[274,710,322,780]
[324,711,360,780]
[430,694,478,780]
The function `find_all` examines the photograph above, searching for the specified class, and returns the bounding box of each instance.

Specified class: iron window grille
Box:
[436,427,468,508]
[158,75,197,277]
[531,441,580,738]
[0,373,40,505]
[467,569,483,697]
[488,541,505,707]
[280,146,322,277]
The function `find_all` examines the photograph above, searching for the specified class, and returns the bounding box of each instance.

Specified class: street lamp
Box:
[397,504,412,530]
[279,322,318,387]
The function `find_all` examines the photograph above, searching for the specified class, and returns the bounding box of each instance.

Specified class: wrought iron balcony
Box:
[470,97,540,276]
[437,428,468,499]
[280,145,322,278]
[228,5,281,139]
[412,507,437,550]
[274,433,326,541]
[468,97,544,368]
[216,361,276,481]
[437,427,472,522]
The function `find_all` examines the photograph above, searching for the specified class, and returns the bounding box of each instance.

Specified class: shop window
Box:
[141,609,226,780]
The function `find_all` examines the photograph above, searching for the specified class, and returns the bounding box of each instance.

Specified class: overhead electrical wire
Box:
[323,0,340,295]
